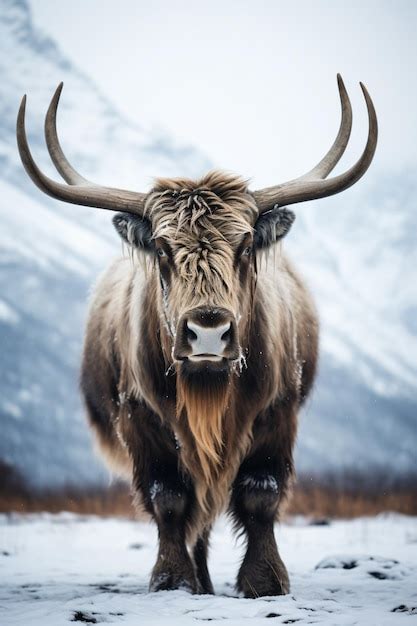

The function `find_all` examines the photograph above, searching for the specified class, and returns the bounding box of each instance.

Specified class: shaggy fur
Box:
[176,365,231,493]
[81,170,319,596]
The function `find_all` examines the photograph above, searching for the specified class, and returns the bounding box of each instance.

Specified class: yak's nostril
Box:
[221,324,232,343]
[178,315,238,361]
[185,324,198,342]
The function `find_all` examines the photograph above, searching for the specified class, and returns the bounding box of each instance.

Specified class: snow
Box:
[0,300,20,325]
[240,475,279,493]
[1,513,416,625]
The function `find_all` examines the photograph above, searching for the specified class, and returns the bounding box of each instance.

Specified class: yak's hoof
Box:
[149,561,198,594]
[237,558,290,598]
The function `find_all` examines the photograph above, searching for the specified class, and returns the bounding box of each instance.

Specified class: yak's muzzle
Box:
[173,307,239,363]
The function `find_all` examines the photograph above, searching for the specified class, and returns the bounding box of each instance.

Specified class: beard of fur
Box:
[176,366,231,511]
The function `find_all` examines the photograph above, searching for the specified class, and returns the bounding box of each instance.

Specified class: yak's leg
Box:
[230,405,296,597]
[121,405,198,593]
[148,466,198,593]
[193,527,214,594]
[231,463,290,597]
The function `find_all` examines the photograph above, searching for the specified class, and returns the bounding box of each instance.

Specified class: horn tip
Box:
[54,82,64,99]
[336,73,346,90]
[17,95,27,141]
[18,94,27,116]
[359,81,370,99]
[336,74,349,101]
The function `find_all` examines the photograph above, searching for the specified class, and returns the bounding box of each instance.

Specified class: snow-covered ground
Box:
[1,513,416,625]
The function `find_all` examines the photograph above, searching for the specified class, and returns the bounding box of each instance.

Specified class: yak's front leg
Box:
[123,404,199,594]
[231,469,290,597]
[230,400,297,598]
[148,467,198,593]
[230,452,291,597]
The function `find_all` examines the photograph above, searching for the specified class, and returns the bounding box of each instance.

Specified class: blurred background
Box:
[0,0,416,516]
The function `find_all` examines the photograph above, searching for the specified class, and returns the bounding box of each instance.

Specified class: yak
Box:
[16,74,377,597]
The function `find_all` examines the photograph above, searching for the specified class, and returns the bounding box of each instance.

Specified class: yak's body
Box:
[81,172,318,596]
[83,252,318,509]
[17,75,376,598]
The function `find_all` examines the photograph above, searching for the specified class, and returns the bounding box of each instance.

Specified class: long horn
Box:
[17,85,146,214]
[44,83,90,186]
[253,75,378,213]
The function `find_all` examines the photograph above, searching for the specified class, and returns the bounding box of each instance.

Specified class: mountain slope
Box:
[0,0,415,487]
[291,171,417,475]
[0,0,210,487]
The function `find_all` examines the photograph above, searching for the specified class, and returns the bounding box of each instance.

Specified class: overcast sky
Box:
[28,0,417,188]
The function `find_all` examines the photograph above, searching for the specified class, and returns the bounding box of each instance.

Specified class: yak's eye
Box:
[157,247,167,259]
[242,246,252,257]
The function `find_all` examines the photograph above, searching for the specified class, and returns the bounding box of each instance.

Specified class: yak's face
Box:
[113,171,294,485]
[113,171,295,371]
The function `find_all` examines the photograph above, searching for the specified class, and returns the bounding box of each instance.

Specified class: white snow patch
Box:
[2,401,22,419]
[0,299,19,325]
[150,480,164,501]
[0,513,416,625]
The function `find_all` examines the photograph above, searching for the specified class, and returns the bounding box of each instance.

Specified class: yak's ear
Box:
[253,206,295,250]
[112,212,154,253]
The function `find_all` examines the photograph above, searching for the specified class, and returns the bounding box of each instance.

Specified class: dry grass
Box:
[0,484,136,518]
[1,471,416,520]
[287,476,417,519]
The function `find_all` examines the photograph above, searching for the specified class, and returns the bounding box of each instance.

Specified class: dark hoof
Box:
[149,562,198,593]
[237,558,290,598]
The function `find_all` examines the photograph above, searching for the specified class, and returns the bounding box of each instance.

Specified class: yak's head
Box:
[111,172,298,479]
[16,75,377,483]
[112,171,295,368]
[112,173,296,476]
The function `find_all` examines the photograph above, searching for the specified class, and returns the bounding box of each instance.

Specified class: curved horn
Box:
[17,86,146,215]
[253,76,378,213]
[298,74,352,181]
[44,82,90,186]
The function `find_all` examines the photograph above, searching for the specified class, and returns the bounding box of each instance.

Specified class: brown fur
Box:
[83,175,318,519]
[176,373,230,486]
[81,170,319,593]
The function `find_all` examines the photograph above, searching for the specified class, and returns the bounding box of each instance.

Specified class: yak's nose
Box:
[186,320,231,361]
[174,307,239,362]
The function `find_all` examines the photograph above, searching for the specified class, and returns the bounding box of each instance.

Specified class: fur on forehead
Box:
[145,170,258,245]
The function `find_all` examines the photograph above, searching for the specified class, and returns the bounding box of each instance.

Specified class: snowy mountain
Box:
[0,0,210,487]
[291,170,417,476]
[0,0,415,488]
